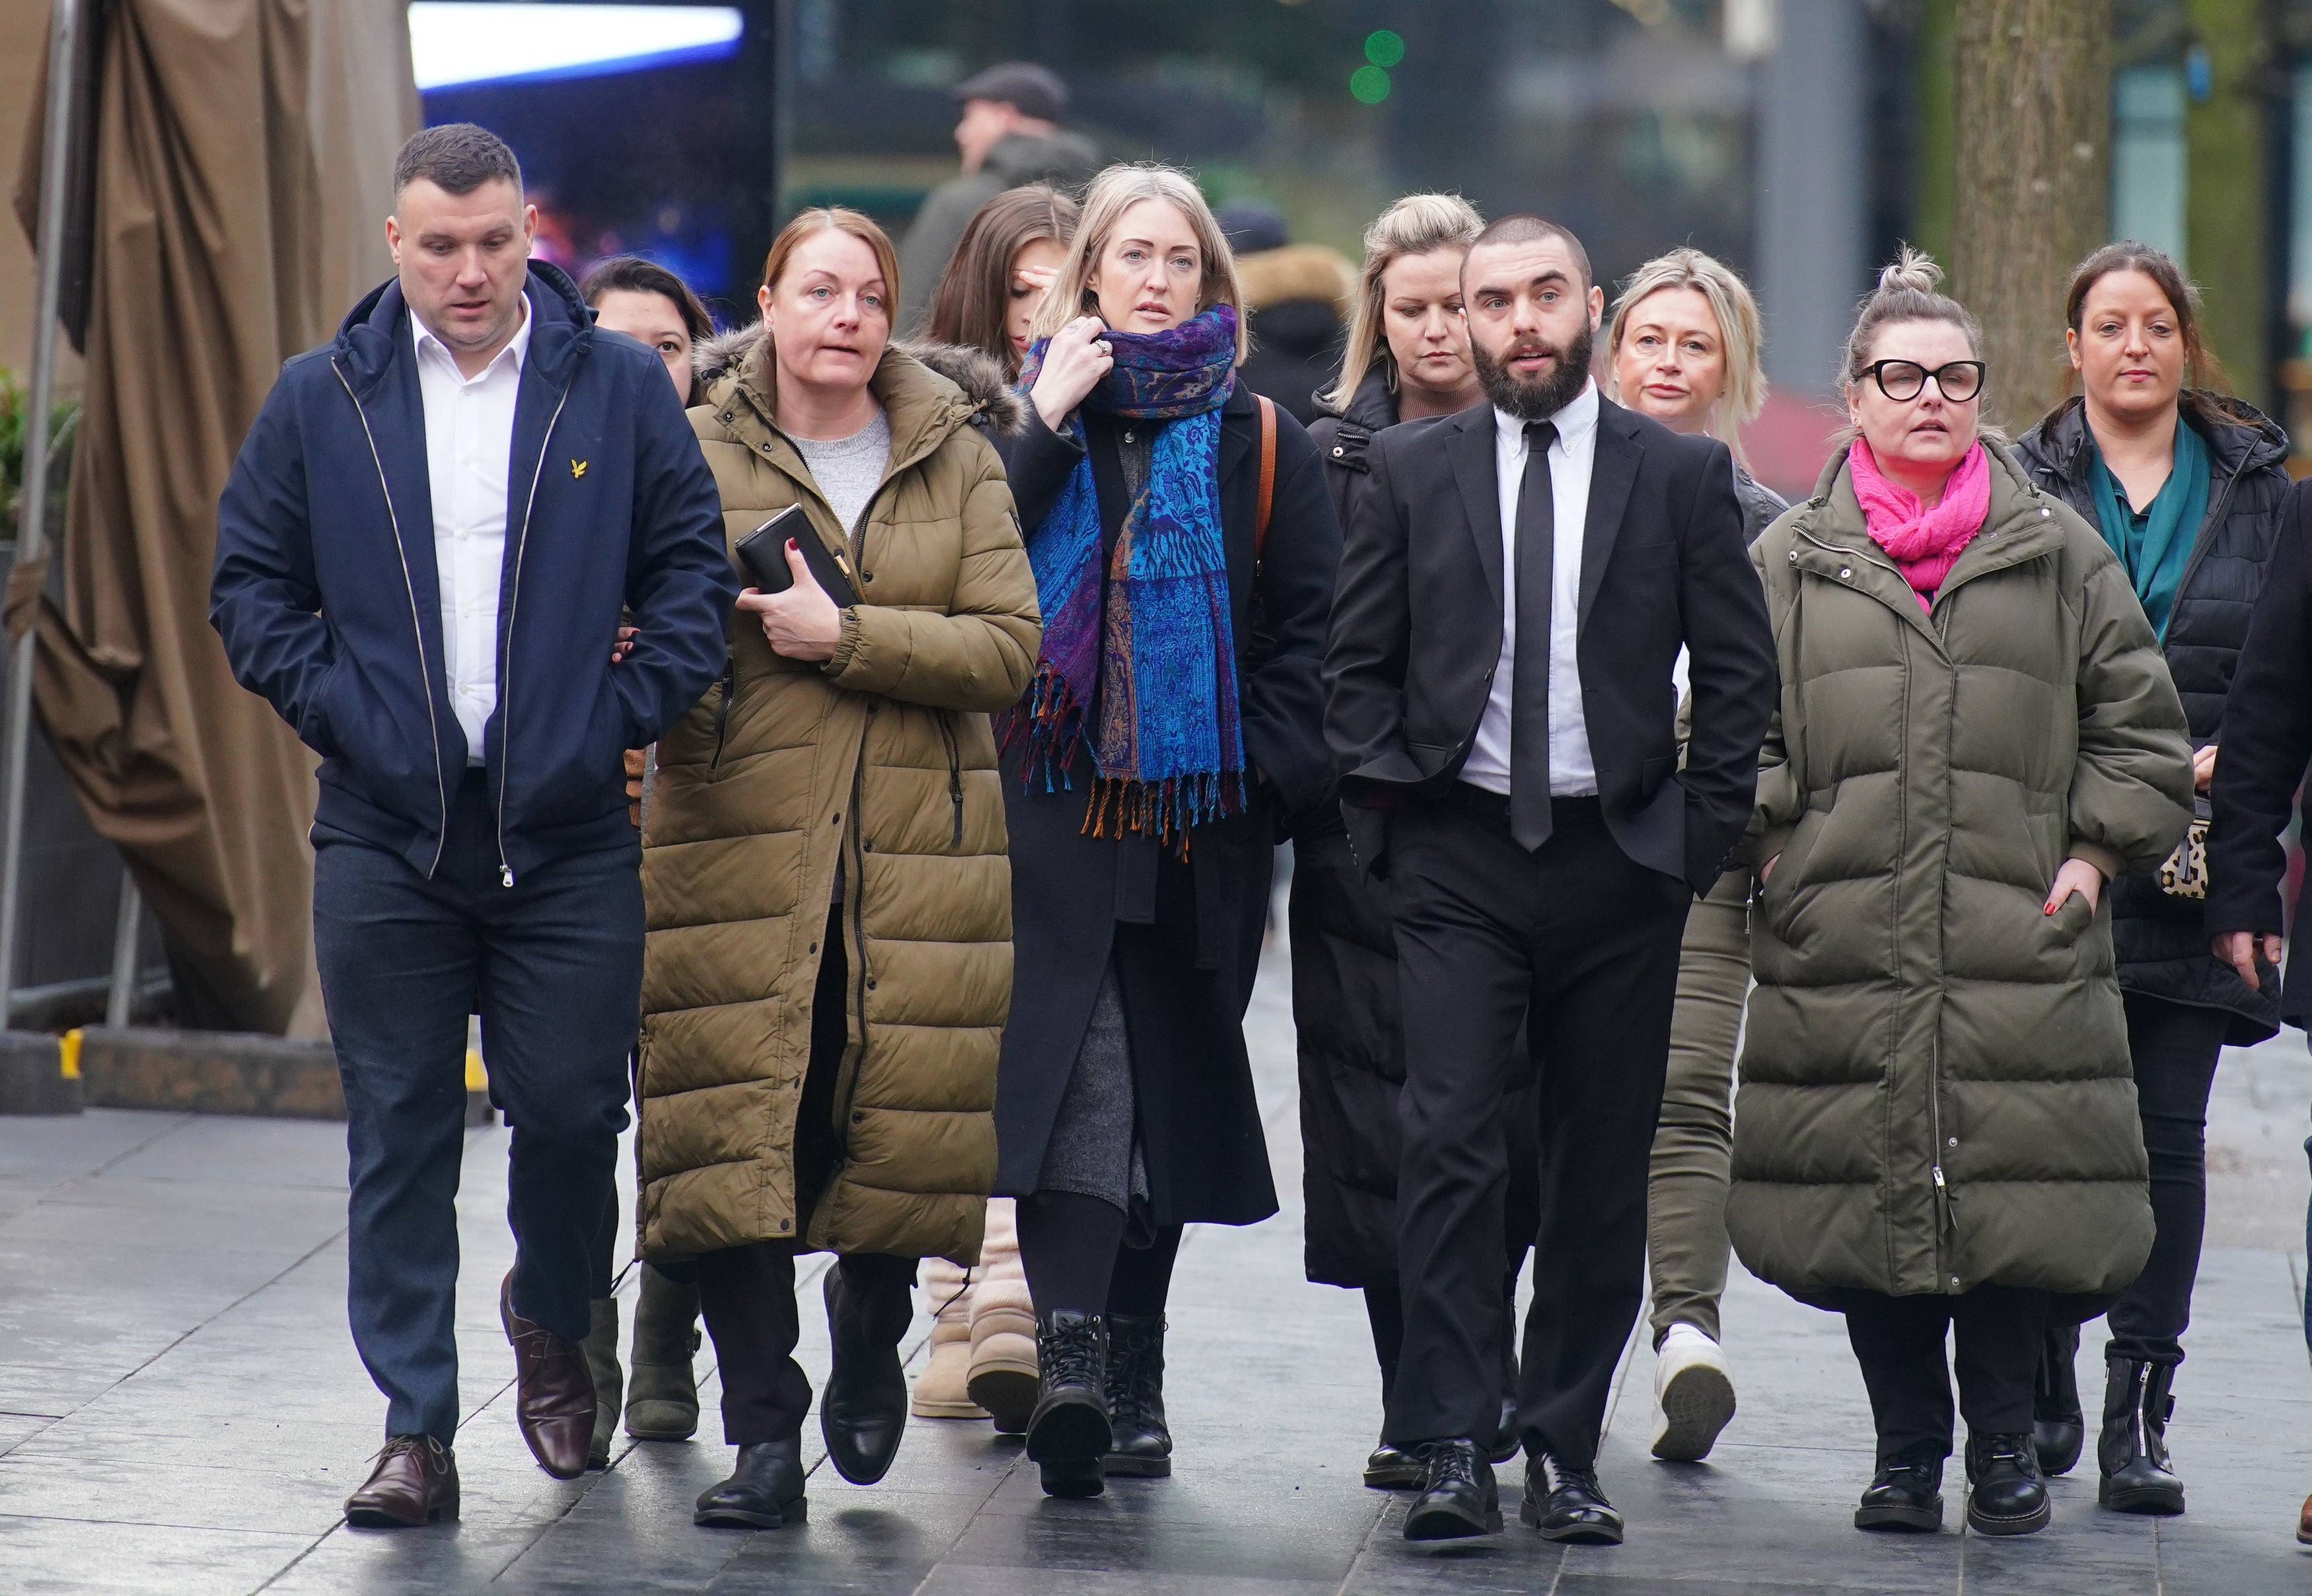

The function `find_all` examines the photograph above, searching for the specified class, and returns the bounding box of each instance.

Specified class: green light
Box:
[1364,29,1405,68]
[1350,64,1391,104]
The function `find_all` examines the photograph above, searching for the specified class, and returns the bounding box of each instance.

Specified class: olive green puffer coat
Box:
[1726,443,2192,1303]
[636,330,1040,1265]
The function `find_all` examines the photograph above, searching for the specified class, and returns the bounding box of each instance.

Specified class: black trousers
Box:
[312,768,640,1443]
[2106,992,2231,1366]
[1382,789,1690,1467]
[694,906,917,1445]
[1840,1286,2049,1466]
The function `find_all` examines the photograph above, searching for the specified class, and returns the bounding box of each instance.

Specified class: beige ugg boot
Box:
[911,1254,988,1419]
[966,1197,1038,1434]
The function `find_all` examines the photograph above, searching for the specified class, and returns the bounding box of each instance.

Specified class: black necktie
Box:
[1510,419,1558,852]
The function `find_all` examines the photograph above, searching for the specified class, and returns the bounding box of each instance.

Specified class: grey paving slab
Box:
[5,933,2312,1592]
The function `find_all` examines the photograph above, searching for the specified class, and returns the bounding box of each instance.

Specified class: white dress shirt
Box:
[1460,380,1599,798]
[413,298,532,766]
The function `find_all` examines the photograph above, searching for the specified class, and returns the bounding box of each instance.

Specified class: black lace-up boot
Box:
[1854,1449,1943,1532]
[1027,1309,1110,1498]
[1965,1431,2051,1536]
[1102,1314,1172,1477]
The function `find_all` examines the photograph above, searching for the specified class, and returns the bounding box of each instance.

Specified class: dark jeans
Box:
[694,906,916,1445]
[1840,1286,2048,1466]
[313,768,641,1444]
[1381,790,1690,1469]
[2105,992,2231,1367]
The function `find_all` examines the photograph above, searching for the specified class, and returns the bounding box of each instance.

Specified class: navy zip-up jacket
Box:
[211,262,737,883]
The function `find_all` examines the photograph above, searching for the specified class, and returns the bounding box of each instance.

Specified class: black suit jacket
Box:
[1321,394,1776,894]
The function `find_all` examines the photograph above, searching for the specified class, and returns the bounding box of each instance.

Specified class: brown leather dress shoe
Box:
[345,1435,459,1527]
[2297,1488,2312,1544]
[501,1270,596,1479]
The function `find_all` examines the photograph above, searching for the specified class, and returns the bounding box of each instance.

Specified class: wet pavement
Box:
[6,932,2312,1594]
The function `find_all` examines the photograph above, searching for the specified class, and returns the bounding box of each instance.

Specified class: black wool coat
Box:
[992,382,1340,1227]
[2016,392,2292,1040]
[2208,478,2312,1033]
[1297,367,1539,1286]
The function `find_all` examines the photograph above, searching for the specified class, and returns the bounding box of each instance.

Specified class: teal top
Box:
[2088,417,2210,645]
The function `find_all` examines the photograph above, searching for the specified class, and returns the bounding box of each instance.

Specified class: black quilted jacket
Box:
[2015,391,2292,1038]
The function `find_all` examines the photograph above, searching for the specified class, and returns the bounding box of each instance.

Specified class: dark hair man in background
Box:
[1322,215,1775,1549]
[211,122,737,1527]
[896,61,1099,332]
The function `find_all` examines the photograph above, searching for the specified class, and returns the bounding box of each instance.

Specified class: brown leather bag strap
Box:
[1253,393,1278,573]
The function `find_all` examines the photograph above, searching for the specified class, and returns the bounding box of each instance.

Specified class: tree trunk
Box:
[1949,0,2110,433]
[2185,0,2270,408]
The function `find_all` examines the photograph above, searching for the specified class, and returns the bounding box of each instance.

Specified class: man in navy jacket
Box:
[211,124,735,1524]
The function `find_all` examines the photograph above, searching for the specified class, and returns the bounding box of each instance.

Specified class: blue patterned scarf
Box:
[1007,304,1244,844]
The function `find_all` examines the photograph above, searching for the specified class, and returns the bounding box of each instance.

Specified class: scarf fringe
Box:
[1081,771,1245,850]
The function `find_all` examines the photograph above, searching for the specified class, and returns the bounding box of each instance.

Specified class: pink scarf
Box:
[1846,438,1992,611]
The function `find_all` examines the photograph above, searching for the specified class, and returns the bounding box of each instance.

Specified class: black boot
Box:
[1103,1314,1172,1478]
[1492,1318,1521,1466]
[694,1437,807,1528]
[1027,1309,1110,1498]
[2031,1322,2083,1476]
[1854,1450,1943,1533]
[1964,1432,2050,1536]
[819,1267,908,1486]
[2098,1356,2185,1515]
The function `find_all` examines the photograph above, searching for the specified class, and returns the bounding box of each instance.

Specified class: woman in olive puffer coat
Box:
[1727,253,2192,1542]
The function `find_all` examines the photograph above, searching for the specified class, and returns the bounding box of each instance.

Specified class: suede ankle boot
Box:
[911,1255,986,1419]
[624,1263,702,1441]
[581,1297,622,1469]
[966,1199,1037,1434]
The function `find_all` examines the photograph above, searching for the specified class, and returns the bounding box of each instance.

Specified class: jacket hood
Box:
[334,260,591,394]
[2015,389,2291,489]
[692,324,1025,435]
[1237,242,1357,316]
[983,127,1102,189]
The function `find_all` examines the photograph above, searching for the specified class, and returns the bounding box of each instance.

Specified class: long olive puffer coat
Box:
[635,329,1040,1265]
[1727,443,2193,1305]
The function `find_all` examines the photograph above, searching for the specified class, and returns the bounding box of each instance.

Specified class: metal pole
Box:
[1,0,86,1021]
[104,867,138,1029]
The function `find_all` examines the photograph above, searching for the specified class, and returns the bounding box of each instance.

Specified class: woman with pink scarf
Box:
[1724,252,2193,1541]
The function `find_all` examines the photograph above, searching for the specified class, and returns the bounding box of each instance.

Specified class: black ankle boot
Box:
[1027,1309,1110,1498]
[1854,1451,1943,1533]
[819,1267,908,1486]
[2031,1322,2083,1476]
[1103,1314,1171,1478]
[694,1437,807,1528]
[1964,1432,2050,1536]
[2098,1356,2185,1515]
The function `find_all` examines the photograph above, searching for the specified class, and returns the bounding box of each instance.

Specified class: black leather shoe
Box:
[2032,1322,2083,1476]
[820,1267,908,1486]
[2097,1356,2185,1515]
[1027,1309,1110,1498]
[1404,1438,1501,1541]
[1365,1441,1424,1490]
[1965,1432,2051,1536]
[1519,1453,1623,1545]
[1490,1393,1521,1466]
[1102,1313,1172,1478]
[694,1438,807,1528]
[1854,1453,1943,1532]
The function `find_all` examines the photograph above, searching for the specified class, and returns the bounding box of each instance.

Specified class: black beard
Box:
[1472,322,1593,421]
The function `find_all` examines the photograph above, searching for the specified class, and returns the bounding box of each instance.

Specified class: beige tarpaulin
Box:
[13,0,417,1033]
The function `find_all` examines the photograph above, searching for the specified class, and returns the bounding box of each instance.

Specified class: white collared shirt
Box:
[412,297,532,766]
[1461,379,1599,798]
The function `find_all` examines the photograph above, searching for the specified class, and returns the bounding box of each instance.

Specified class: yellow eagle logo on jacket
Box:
[570,459,588,480]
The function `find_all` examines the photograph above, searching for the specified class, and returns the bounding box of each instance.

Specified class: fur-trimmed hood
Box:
[1235,242,1357,316]
[691,323,1026,435]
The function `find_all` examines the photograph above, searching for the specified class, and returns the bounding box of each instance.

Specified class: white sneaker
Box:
[1651,1323,1737,1461]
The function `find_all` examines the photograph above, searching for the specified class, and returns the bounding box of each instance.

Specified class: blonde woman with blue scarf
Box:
[990,164,1341,1498]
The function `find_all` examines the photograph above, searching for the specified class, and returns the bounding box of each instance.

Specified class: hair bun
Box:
[1878,246,1943,297]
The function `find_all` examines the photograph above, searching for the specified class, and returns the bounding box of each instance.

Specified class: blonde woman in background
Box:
[1602,247,1782,1463]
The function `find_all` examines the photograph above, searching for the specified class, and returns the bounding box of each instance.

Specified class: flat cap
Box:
[953,61,1068,122]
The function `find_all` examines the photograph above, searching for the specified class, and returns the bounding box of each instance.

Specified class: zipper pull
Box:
[1932,1164,1953,1232]
[499,864,515,888]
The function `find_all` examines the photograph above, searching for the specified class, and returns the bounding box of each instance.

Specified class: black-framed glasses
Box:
[1863,359,1986,403]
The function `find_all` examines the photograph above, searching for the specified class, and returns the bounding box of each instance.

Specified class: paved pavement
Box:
[6,927,2312,1594]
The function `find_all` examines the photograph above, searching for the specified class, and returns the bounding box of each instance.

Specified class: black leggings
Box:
[2106,992,2231,1366]
[1017,1189,1182,1317]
